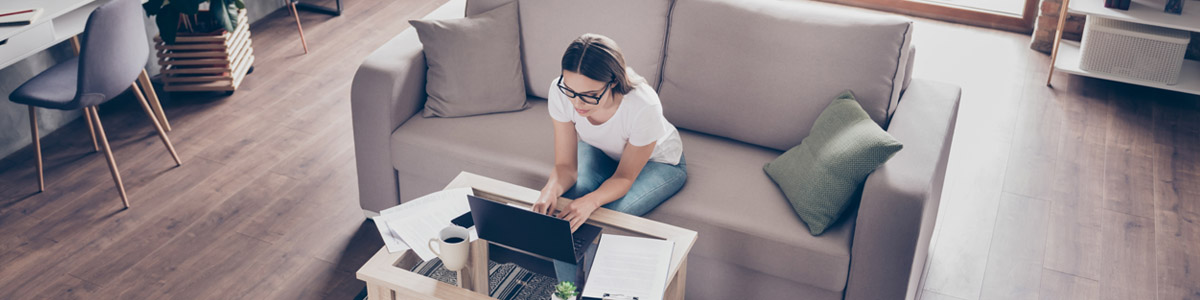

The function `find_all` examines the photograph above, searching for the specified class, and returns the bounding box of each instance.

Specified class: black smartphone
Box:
[451,211,473,228]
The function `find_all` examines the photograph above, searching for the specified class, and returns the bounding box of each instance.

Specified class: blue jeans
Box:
[553,141,687,283]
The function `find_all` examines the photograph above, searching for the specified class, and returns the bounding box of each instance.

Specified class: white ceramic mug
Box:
[428,225,470,271]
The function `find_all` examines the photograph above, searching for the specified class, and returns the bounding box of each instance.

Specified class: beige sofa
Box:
[350,0,961,299]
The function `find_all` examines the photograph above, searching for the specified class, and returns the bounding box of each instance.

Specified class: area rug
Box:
[356,257,557,300]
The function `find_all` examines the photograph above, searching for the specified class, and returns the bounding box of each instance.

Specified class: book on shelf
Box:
[0,8,42,27]
[1164,0,1183,14]
[1104,0,1131,10]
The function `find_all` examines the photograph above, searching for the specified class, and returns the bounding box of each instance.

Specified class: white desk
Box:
[0,0,104,69]
[2,0,171,131]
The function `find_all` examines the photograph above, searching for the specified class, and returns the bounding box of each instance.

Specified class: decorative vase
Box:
[551,294,577,300]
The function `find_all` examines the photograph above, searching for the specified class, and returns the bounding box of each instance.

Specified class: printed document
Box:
[371,188,477,260]
[582,234,674,300]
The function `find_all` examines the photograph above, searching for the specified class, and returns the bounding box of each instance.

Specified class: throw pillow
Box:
[409,1,527,118]
[763,91,903,235]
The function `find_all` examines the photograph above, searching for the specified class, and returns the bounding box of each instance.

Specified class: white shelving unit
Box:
[1046,0,1200,95]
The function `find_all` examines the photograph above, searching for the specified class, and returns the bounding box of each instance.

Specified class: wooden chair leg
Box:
[131,83,182,166]
[28,106,44,192]
[70,36,81,55]
[87,107,129,208]
[137,70,171,132]
[289,1,309,54]
[83,107,100,151]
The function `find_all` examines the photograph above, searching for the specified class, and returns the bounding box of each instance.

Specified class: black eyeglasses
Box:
[557,76,610,105]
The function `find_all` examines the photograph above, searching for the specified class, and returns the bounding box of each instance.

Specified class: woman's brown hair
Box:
[560,33,645,95]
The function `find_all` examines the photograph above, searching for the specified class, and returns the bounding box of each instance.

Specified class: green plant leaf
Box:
[211,0,237,32]
[554,281,579,298]
[155,5,181,44]
[233,0,245,9]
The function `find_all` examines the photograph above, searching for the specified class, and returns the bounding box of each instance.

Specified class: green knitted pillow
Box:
[763,91,903,235]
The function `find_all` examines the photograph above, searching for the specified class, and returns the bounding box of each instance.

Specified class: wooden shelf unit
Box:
[1046,0,1200,95]
[154,10,255,92]
[1054,41,1200,94]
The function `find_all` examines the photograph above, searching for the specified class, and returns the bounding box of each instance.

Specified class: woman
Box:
[532,33,686,283]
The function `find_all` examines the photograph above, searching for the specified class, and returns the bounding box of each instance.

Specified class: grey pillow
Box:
[763,91,903,235]
[658,0,912,151]
[516,0,672,99]
[410,2,527,118]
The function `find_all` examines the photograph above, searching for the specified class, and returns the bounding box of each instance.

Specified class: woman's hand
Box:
[533,186,561,215]
[558,197,600,232]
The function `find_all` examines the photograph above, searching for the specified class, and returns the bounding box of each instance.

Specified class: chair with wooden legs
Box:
[289,0,310,54]
[8,0,181,208]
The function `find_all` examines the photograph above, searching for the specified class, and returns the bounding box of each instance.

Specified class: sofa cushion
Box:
[764,91,903,236]
[658,0,913,151]
[518,0,671,99]
[644,130,856,293]
[409,2,528,118]
[390,98,556,201]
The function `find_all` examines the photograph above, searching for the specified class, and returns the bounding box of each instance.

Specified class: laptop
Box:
[465,195,603,266]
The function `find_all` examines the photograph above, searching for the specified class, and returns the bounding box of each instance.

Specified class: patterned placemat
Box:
[360,258,557,300]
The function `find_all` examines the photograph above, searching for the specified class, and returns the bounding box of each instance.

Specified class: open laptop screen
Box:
[468,195,578,262]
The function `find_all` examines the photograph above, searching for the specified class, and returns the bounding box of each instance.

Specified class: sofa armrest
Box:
[845,78,961,300]
[351,29,428,213]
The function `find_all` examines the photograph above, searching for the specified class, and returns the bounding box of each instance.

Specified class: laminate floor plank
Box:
[1099,210,1157,300]
[1152,141,1200,300]
[33,274,99,300]
[1102,91,1157,219]
[1038,269,1099,300]
[978,193,1050,300]
[1040,77,1112,281]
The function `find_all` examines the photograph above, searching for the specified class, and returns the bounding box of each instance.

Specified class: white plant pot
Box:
[551,294,577,300]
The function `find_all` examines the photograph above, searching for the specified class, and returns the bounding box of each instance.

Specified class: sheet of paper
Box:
[371,215,410,253]
[374,188,477,260]
[582,234,674,300]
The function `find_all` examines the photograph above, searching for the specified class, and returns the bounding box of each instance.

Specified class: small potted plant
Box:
[552,281,579,300]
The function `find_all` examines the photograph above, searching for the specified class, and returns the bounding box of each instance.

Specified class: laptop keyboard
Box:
[573,236,590,254]
[551,209,594,259]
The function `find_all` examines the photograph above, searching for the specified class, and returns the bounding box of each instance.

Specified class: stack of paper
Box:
[582,234,675,300]
[371,188,477,261]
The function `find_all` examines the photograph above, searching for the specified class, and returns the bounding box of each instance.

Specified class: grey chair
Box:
[8,0,181,208]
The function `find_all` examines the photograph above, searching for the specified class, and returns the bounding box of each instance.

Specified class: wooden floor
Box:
[0,0,445,298]
[0,0,1196,299]
[910,16,1200,300]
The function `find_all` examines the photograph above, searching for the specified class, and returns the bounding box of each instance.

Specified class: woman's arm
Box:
[533,119,580,215]
[558,141,656,230]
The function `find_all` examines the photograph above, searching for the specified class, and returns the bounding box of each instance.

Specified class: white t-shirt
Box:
[547,77,683,165]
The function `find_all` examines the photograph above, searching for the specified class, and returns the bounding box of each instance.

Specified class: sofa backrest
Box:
[466,0,673,99]
[657,0,913,151]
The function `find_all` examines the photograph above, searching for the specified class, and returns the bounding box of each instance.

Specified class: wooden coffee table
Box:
[356,171,697,300]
